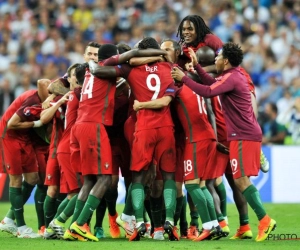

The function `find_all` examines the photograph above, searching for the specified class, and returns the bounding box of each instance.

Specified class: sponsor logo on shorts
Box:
[104,162,109,169]
[47,174,52,180]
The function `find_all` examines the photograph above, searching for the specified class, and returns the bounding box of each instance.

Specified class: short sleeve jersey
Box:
[115,62,176,131]
[76,61,116,125]
[0,90,40,141]
[175,85,216,143]
[57,87,81,154]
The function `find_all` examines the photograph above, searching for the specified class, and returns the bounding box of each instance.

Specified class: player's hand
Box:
[133,100,141,111]
[42,96,53,109]
[171,67,185,82]
[188,47,198,67]
[58,91,71,104]
[217,142,229,155]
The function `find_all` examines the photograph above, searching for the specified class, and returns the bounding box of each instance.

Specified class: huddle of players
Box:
[0,15,274,243]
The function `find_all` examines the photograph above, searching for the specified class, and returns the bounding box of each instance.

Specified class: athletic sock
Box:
[174,196,183,226]
[54,197,69,218]
[55,193,67,215]
[70,199,85,225]
[179,195,187,225]
[131,183,145,223]
[163,180,177,222]
[7,181,35,221]
[201,186,217,221]
[105,187,118,216]
[57,194,78,223]
[239,214,249,226]
[216,182,227,217]
[77,195,100,226]
[123,183,134,215]
[150,196,163,228]
[34,184,47,228]
[44,195,56,227]
[94,198,107,227]
[186,184,211,224]
[242,184,266,220]
[9,187,25,227]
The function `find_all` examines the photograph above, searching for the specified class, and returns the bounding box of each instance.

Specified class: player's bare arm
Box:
[42,93,57,109]
[37,79,51,102]
[7,113,42,129]
[40,92,70,124]
[133,96,173,111]
[47,78,70,96]
[129,56,164,66]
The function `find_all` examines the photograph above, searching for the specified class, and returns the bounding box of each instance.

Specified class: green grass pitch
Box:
[0,203,299,250]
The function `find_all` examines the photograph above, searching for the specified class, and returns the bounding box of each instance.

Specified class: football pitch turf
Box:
[0,203,299,250]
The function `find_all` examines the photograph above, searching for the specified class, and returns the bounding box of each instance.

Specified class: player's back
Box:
[175,85,215,143]
[76,70,116,125]
[126,62,175,131]
[0,90,38,139]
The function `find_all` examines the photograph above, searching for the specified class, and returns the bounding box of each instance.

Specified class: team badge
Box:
[23,108,31,116]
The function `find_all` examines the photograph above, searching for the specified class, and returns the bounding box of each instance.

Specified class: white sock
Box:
[212,220,219,227]
[202,221,213,230]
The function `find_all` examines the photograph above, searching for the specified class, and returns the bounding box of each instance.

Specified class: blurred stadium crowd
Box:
[0,0,300,144]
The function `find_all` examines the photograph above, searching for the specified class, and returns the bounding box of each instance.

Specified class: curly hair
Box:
[177,15,212,47]
[138,37,160,49]
[222,42,243,67]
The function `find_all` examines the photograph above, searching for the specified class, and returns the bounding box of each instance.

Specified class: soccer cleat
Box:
[180,221,188,239]
[143,222,152,238]
[108,213,121,238]
[187,225,199,240]
[152,227,165,240]
[193,228,215,241]
[116,215,135,236]
[43,228,57,239]
[219,220,230,237]
[256,216,276,242]
[63,229,87,241]
[38,225,46,236]
[164,221,179,241]
[17,227,42,238]
[94,227,105,239]
[0,220,18,236]
[230,224,253,239]
[260,151,270,173]
[129,223,146,241]
[49,219,65,238]
[70,222,99,242]
[210,225,223,240]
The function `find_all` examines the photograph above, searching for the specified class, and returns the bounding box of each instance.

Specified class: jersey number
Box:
[146,74,161,100]
[196,94,207,114]
[81,75,94,101]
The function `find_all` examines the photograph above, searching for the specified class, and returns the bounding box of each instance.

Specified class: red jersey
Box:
[49,96,65,156]
[76,62,116,125]
[57,87,81,154]
[238,66,256,97]
[182,66,262,141]
[210,96,227,142]
[115,62,176,131]
[175,85,216,143]
[0,90,40,141]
